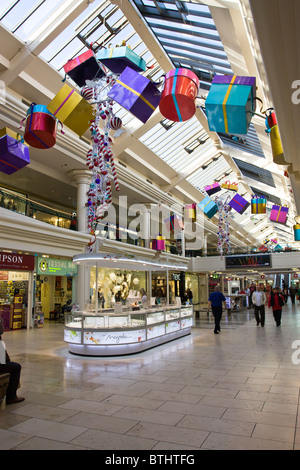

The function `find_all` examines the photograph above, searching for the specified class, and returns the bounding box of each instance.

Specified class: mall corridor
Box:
[1,303,300,450]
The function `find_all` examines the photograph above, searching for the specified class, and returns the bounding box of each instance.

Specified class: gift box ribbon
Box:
[0,156,20,171]
[116,79,156,111]
[52,89,75,116]
[171,69,183,122]
[222,75,237,134]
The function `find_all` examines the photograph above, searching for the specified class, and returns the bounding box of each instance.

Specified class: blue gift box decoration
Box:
[205,74,256,135]
[197,196,218,219]
[294,224,300,241]
[97,46,146,74]
[108,67,161,123]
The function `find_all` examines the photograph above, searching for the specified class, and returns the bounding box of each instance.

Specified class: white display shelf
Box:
[64,305,193,356]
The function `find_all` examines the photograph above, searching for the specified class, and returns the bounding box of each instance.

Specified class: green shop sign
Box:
[37,257,77,276]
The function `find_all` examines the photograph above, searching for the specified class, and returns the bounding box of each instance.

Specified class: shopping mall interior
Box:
[0,0,300,452]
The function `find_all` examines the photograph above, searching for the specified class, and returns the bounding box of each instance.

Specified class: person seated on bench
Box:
[0,319,24,405]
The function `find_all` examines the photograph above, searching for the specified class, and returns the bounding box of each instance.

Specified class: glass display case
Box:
[64,305,193,356]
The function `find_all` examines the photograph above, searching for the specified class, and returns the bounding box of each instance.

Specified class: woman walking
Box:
[268,287,285,327]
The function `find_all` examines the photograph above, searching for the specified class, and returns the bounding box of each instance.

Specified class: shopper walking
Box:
[252,285,267,327]
[207,285,226,334]
[0,319,24,405]
[268,287,285,327]
[289,285,296,305]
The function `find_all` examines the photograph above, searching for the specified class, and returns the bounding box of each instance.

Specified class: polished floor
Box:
[1,303,300,450]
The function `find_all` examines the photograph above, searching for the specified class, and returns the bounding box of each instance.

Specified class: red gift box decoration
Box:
[24,104,57,149]
[159,68,199,122]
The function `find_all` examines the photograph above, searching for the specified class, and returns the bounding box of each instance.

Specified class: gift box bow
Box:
[221,181,238,191]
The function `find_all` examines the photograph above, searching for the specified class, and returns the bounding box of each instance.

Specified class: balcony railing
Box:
[0,188,74,230]
[0,187,298,257]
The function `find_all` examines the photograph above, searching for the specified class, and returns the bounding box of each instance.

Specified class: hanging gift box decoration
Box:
[63,49,107,87]
[24,104,57,149]
[164,213,184,233]
[221,181,238,191]
[269,204,288,224]
[274,244,283,251]
[96,45,146,74]
[266,111,287,165]
[198,196,218,219]
[205,75,256,134]
[152,235,165,251]
[159,68,199,122]
[47,84,94,136]
[108,67,161,123]
[184,204,197,221]
[204,182,221,196]
[0,134,30,174]
[259,244,268,252]
[228,193,250,214]
[294,224,300,241]
[251,196,267,214]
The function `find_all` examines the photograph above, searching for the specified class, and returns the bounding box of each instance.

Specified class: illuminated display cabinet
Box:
[64,305,193,356]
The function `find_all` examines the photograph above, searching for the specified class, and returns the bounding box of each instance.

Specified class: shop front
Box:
[89,266,147,309]
[36,257,77,321]
[0,251,35,330]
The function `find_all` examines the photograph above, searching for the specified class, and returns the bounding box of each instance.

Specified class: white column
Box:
[69,169,92,233]
[180,229,185,257]
[202,235,207,256]
[142,207,151,248]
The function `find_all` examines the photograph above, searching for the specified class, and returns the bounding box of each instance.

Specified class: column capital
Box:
[68,169,93,185]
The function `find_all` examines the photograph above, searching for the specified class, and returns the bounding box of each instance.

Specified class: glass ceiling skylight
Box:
[131,0,232,88]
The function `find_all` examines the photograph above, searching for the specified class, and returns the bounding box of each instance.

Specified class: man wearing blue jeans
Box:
[207,286,226,334]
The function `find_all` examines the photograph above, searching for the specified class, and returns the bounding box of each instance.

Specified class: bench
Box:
[0,373,10,401]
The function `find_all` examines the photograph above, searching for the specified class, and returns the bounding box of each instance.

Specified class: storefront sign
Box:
[37,257,77,276]
[0,252,34,271]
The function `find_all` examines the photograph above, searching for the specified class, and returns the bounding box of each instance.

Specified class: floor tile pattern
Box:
[1,303,300,450]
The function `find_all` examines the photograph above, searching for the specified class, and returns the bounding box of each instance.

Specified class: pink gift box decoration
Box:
[204,182,221,196]
[63,49,107,87]
[184,204,197,221]
[164,213,184,233]
[152,236,165,251]
[0,135,30,175]
[269,205,288,224]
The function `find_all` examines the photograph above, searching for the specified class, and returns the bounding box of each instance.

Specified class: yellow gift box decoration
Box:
[184,204,196,221]
[221,181,238,191]
[47,84,94,136]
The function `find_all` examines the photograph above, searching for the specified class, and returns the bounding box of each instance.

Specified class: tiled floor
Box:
[1,303,300,450]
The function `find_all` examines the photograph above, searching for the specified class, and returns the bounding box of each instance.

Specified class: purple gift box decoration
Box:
[204,182,221,196]
[108,67,161,123]
[269,205,288,224]
[228,193,250,214]
[0,135,30,175]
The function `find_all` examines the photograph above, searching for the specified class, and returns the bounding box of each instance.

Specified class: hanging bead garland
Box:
[214,195,231,259]
[82,75,121,251]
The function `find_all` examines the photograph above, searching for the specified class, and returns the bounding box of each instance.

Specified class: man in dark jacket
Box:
[207,286,226,334]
